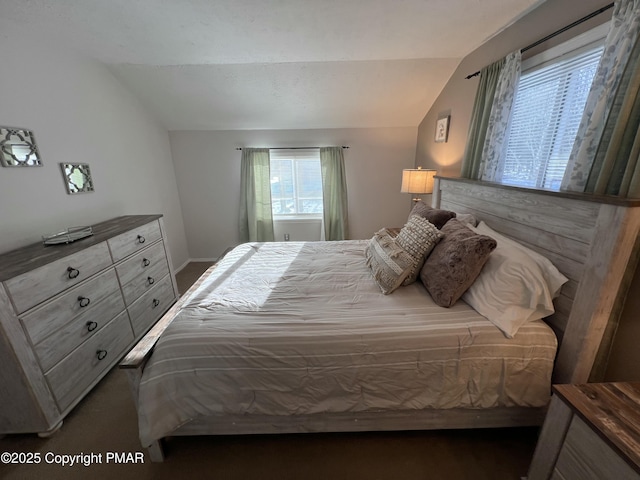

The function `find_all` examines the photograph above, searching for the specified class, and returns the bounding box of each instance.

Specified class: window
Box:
[269,149,323,216]
[500,24,607,190]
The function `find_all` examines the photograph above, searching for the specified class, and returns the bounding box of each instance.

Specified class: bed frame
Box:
[120,177,640,461]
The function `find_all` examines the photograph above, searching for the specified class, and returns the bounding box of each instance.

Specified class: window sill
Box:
[273,215,323,222]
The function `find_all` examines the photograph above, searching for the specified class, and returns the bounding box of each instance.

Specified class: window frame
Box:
[269,148,324,219]
[498,22,609,190]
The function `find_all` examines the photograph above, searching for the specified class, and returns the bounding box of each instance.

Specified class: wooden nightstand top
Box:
[553,382,640,474]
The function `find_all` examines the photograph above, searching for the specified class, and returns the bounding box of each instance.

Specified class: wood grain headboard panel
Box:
[433,177,640,384]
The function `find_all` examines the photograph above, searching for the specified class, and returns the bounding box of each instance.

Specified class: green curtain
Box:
[320,147,349,240]
[585,35,640,197]
[460,58,505,180]
[239,148,275,242]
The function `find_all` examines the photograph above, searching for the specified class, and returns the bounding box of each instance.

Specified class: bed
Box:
[121,177,640,461]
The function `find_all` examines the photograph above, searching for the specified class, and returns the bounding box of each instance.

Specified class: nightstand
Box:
[527,382,640,480]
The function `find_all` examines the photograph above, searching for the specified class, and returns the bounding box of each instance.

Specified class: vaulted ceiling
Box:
[0,0,546,130]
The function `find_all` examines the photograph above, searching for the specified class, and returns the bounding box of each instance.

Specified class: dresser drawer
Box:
[554,416,638,480]
[115,241,167,286]
[33,291,126,373]
[45,311,134,412]
[5,242,112,314]
[116,242,170,305]
[128,275,175,337]
[20,268,121,346]
[108,220,162,263]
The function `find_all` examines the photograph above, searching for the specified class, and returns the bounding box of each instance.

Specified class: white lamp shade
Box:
[401,168,436,194]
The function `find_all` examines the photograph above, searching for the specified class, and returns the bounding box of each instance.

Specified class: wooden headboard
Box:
[433,177,640,384]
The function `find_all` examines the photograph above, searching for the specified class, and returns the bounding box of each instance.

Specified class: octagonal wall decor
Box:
[0,128,42,167]
[60,163,95,194]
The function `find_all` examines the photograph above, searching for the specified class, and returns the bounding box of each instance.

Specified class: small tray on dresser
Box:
[43,226,93,245]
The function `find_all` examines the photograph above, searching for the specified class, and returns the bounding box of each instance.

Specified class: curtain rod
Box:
[465,2,614,80]
[235,146,349,150]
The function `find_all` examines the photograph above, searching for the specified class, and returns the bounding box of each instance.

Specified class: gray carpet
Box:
[0,262,540,479]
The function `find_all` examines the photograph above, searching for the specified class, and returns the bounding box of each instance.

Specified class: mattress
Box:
[137,241,557,446]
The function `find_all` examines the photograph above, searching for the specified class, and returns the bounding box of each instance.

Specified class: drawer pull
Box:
[147,276,155,285]
[142,258,151,267]
[78,296,91,308]
[152,298,160,308]
[86,321,98,332]
[137,235,146,244]
[96,350,108,361]
[67,267,80,279]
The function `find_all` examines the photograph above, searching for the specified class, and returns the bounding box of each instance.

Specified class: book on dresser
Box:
[0,215,179,436]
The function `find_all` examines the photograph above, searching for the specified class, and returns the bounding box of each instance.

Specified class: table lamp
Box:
[400,167,436,202]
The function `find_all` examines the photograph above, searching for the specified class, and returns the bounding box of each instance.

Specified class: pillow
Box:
[420,219,497,307]
[408,201,456,229]
[395,215,443,285]
[473,222,567,298]
[455,213,477,227]
[384,227,402,238]
[365,229,415,294]
[462,223,569,338]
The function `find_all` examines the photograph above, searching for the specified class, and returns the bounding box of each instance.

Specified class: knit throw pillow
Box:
[365,229,415,294]
[395,215,443,285]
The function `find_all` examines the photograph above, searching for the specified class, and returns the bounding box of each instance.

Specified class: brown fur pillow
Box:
[409,201,456,229]
[420,219,496,307]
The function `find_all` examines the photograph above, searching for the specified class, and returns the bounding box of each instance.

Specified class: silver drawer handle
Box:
[137,235,146,244]
[147,276,155,285]
[78,296,91,308]
[142,258,151,267]
[96,350,108,361]
[86,321,98,332]
[67,267,80,279]
[152,298,160,308]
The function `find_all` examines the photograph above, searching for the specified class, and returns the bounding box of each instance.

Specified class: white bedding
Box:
[137,241,557,446]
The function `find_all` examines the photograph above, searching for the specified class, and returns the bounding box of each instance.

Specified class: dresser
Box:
[0,215,178,435]
[527,383,640,480]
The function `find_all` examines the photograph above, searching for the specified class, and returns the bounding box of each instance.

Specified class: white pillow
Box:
[462,222,568,338]
[474,222,567,298]
[455,213,478,227]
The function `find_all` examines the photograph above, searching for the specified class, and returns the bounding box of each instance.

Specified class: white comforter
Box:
[137,241,557,446]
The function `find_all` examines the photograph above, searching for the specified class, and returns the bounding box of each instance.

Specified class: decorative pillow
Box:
[395,215,443,285]
[384,227,402,238]
[420,219,497,307]
[365,229,415,294]
[408,201,456,229]
[462,222,569,338]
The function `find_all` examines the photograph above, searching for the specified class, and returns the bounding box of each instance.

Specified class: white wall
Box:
[169,127,418,260]
[273,218,323,242]
[0,33,189,269]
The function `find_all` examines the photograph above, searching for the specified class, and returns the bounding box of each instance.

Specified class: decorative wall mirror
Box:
[0,128,42,167]
[60,163,95,194]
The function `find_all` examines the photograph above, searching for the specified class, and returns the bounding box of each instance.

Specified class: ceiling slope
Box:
[0,0,547,130]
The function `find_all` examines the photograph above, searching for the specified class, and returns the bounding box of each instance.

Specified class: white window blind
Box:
[270,149,323,216]
[501,40,604,190]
